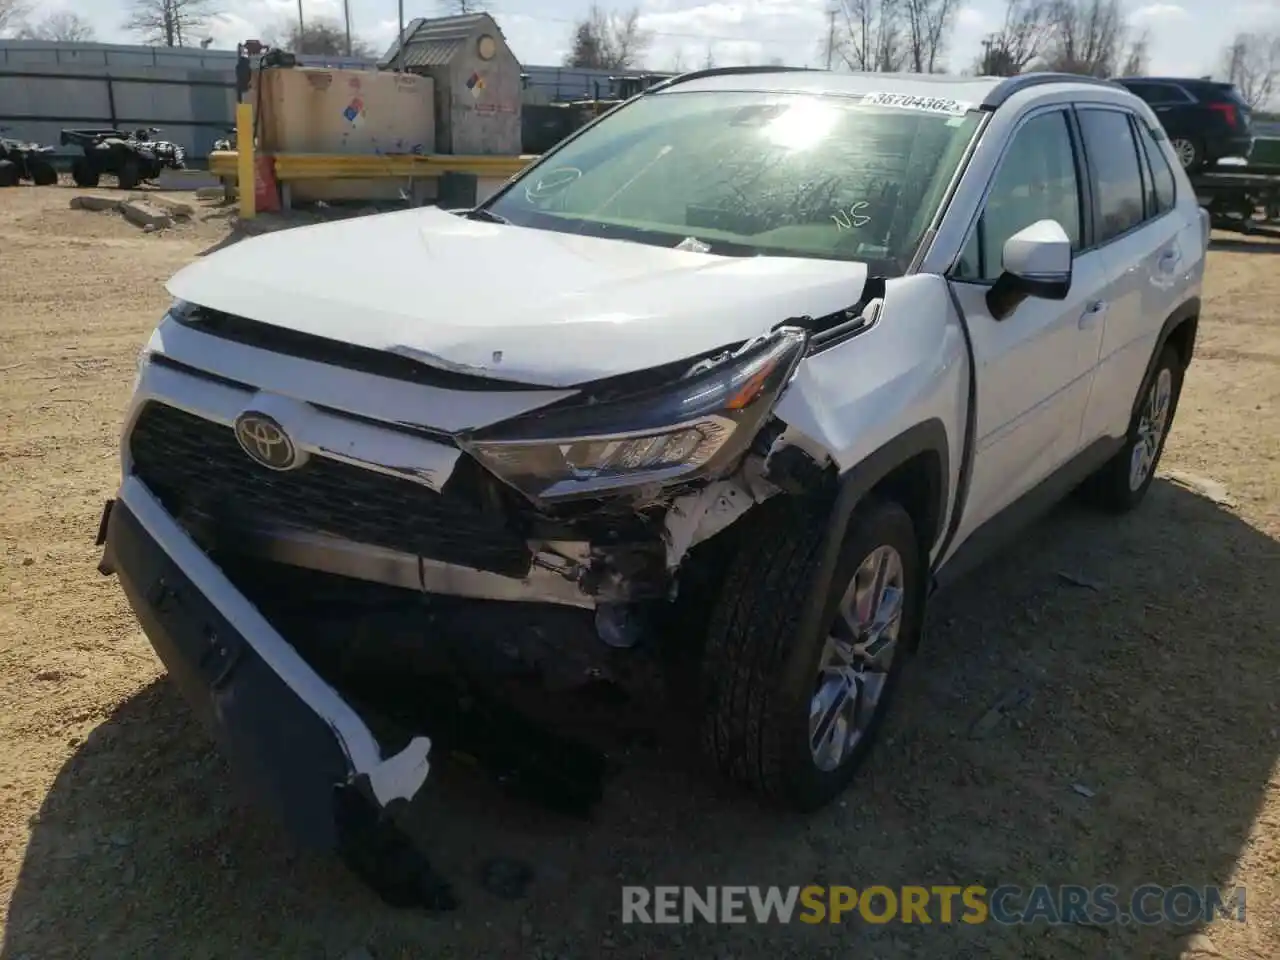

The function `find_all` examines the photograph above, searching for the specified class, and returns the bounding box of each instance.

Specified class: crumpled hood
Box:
[168,207,869,387]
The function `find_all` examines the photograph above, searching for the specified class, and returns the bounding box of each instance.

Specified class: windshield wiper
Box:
[463,207,510,224]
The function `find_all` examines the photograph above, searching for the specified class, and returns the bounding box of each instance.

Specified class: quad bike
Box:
[211,126,237,152]
[60,126,187,190]
[0,127,59,187]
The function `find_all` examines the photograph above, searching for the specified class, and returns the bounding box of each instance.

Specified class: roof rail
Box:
[645,64,821,94]
[981,72,1124,109]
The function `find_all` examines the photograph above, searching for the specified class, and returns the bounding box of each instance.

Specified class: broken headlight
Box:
[462,327,807,502]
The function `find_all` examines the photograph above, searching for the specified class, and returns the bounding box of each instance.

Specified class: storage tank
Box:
[378,13,522,156]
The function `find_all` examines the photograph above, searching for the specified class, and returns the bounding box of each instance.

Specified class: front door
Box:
[942,106,1105,555]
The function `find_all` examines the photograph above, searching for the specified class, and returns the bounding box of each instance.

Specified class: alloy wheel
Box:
[1172,139,1197,169]
[1129,366,1173,491]
[810,544,904,772]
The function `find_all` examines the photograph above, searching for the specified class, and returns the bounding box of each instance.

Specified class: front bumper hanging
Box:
[98,477,433,851]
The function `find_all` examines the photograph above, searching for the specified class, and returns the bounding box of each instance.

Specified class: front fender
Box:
[772,272,969,555]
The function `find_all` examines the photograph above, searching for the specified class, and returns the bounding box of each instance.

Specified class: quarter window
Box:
[953,110,1082,282]
[1078,109,1146,243]
[1134,119,1176,215]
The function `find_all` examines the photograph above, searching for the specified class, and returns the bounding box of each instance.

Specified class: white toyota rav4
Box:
[97,68,1207,899]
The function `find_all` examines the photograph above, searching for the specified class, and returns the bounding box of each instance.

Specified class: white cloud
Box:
[1131,3,1190,22]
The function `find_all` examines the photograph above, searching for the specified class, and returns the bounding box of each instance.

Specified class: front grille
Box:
[129,403,532,576]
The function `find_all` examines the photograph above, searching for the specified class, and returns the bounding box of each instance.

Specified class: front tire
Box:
[71,157,99,187]
[699,496,923,812]
[1080,343,1183,513]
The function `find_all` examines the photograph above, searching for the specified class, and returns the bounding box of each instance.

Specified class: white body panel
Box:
[167,207,868,388]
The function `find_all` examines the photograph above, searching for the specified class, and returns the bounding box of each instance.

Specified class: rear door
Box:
[944,107,1108,546]
[1076,107,1188,445]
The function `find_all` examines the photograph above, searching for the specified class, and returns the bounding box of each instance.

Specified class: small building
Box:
[378,13,522,156]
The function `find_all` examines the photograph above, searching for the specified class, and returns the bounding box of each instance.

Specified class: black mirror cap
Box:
[986,270,1072,320]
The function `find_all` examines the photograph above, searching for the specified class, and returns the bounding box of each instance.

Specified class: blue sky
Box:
[36,0,1280,81]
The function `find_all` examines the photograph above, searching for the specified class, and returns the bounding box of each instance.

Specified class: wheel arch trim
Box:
[792,418,950,664]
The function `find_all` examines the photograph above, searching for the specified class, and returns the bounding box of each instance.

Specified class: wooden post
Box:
[236,101,255,220]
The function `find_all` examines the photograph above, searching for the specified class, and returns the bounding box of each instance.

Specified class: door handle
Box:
[1079,300,1107,329]
[1158,249,1180,272]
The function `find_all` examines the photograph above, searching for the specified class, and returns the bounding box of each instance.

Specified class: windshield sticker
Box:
[860,92,973,116]
[831,201,871,230]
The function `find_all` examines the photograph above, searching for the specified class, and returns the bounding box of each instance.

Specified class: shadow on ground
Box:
[1208,237,1280,254]
[4,479,1277,960]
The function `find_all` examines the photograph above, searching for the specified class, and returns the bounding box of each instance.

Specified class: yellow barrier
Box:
[207,151,538,184]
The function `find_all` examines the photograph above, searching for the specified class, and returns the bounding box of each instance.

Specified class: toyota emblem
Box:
[233,411,300,471]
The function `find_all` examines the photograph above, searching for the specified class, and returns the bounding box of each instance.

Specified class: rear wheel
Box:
[116,157,141,190]
[1079,343,1183,513]
[71,157,99,187]
[0,160,17,187]
[1171,137,1202,172]
[29,159,57,186]
[699,496,923,812]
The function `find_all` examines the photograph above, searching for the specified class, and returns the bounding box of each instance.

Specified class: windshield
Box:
[486,89,983,274]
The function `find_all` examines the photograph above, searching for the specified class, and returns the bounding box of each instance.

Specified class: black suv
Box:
[1114,76,1254,172]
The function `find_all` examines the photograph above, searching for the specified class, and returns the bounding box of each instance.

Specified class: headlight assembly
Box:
[460,327,807,502]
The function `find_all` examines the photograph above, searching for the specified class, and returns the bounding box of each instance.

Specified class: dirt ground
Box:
[0,185,1276,960]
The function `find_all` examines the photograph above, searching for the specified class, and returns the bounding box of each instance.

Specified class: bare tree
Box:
[836,0,907,72]
[904,0,958,73]
[1220,31,1280,108]
[975,0,1050,75]
[16,11,97,42]
[125,0,218,47]
[563,5,650,70]
[701,44,716,69]
[437,0,486,12]
[1041,0,1126,77]
[0,0,29,37]
[1118,28,1150,76]
[272,17,375,58]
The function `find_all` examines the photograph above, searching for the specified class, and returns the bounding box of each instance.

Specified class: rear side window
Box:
[1078,108,1146,243]
[1133,119,1176,216]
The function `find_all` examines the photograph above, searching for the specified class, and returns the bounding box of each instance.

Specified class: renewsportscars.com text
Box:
[621,884,1247,926]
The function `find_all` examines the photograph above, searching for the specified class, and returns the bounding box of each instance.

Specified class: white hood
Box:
[168,207,868,388]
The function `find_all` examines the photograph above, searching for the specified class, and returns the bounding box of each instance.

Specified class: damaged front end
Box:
[97,314,844,908]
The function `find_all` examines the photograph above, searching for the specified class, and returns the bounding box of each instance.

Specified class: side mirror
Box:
[986,219,1073,320]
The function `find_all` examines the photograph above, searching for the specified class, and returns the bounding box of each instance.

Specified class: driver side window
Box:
[953,110,1083,282]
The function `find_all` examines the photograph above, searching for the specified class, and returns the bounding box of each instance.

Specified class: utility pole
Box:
[296,0,305,43]
[825,8,836,70]
[343,0,352,55]
[397,0,406,72]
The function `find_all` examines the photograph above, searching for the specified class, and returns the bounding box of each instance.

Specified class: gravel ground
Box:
[0,185,1277,960]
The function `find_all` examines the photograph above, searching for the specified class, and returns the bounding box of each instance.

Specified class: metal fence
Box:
[0,39,663,162]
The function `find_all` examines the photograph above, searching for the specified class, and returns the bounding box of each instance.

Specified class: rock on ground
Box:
[69,195,120,212]
[119,199,173,231]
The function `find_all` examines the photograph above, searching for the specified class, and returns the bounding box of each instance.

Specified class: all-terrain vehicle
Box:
[0,128,59,187]
[60,126,187,190]
[211,127,237,153]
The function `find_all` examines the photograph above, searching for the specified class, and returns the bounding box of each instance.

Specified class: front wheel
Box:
[71,157,99,187]
[0,160,17,187]
[699,496,923,812]
[1080,343,1183,513]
